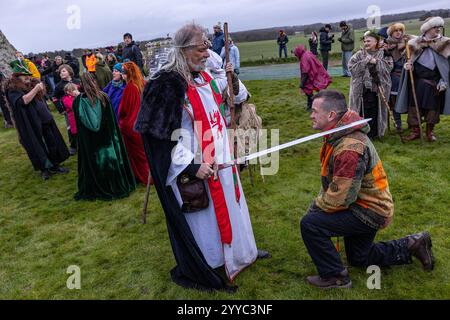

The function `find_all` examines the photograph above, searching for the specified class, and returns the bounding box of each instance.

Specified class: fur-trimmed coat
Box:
[348,49,393,137]
[395,35,450,115]
[135,71,187,140]
[386,35,415,62]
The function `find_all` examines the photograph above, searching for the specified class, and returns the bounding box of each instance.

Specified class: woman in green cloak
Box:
[73,73,136,200]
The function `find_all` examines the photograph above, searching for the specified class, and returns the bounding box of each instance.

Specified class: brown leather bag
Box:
[177,174,209,213]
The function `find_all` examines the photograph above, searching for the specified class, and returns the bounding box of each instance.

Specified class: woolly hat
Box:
[420,16,445,34]
[113,63,123,73]
[387,23,406,37]
[377,27,389,40]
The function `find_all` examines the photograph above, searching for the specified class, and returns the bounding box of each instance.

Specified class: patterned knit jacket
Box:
[315,110,394,229]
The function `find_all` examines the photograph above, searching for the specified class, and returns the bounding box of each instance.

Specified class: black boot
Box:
[257,249,271,259]
[50,166,70,174]
[41,169,51,181]
[407,232,435,271]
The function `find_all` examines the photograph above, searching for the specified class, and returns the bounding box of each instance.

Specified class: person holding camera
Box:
[319,24,334,70]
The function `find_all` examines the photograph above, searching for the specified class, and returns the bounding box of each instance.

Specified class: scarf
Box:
[111,80,124,88]
[417,48,437,70]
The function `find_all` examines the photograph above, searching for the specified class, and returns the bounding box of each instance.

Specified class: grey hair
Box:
[155,23,208,82]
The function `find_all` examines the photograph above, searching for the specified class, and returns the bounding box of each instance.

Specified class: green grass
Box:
[238,18,450,63]
[1,76,449,300]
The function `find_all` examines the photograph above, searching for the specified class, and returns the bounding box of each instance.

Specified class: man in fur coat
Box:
[395,16,450,142]
[385,23,415,132]
[135,23,269,292]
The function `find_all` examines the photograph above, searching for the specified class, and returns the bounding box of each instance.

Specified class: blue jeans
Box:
[342,51,352,76]
[279,46,288,58]
[300,204,412,278]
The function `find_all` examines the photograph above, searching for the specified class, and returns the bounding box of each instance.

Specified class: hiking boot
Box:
[407,232,435,271]
[404,126,421,141]
[50,166,70,174]
[306,269,352,289]
[257,249,271,260]
[426,124,436,142]
[41,169,51,181]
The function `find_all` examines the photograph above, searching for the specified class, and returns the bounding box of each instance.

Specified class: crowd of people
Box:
[0,17,447,292]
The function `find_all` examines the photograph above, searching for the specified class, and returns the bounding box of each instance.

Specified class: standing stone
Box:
[0,30,17,77]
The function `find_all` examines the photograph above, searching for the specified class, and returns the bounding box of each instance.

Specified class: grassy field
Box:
[238,18,450,63]
[0,76,449,300]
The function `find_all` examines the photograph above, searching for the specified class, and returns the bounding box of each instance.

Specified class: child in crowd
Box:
[61,83,80,156]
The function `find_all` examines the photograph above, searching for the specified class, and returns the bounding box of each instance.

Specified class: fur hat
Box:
[420,16,445,34]
[387,23,406,37]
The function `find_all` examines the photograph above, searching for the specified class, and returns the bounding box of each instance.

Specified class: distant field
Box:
[237,18,450,62]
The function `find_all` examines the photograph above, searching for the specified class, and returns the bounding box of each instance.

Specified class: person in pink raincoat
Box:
[61,83,80,155]
[294,45,332,110]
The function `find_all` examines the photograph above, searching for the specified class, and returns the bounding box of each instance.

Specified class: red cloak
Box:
[118,83,150,184]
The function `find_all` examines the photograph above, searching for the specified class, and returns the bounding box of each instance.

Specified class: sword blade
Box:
[218,118,371,170]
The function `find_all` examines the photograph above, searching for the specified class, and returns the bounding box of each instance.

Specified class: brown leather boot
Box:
[306,269,352,289]
[407,232,435,271]
[404,126,421,141]
[426,124,436,142]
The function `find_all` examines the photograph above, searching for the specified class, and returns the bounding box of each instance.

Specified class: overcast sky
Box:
[1,0,449,53]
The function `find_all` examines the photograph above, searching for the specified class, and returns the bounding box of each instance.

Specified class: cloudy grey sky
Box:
[1,0,449,53]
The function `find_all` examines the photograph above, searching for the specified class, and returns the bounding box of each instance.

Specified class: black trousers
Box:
[300,205,412,278]
[363,90,379,139]
[321,50,329,70]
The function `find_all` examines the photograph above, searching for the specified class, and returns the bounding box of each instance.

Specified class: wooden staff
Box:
[405,41,424,144]
[141,172,152,224]
[224,22,235,130]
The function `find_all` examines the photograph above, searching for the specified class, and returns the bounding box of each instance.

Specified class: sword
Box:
[215,118,371,173]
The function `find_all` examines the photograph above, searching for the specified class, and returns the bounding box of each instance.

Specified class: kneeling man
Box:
[301,90,435,289]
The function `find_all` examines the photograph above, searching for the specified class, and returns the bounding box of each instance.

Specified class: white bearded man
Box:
[135,23,269,292]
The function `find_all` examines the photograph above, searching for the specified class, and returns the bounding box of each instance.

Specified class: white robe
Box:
[166,72,258,280]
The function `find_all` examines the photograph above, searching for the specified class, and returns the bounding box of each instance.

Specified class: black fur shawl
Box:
[135,71,187,140]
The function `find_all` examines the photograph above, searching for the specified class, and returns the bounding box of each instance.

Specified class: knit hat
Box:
[420,16,445,34]
[387,23,406,37]
[113,63,123,73]
[377,27,389,40]
[9,60,32,76]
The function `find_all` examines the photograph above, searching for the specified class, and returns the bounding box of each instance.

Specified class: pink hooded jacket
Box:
[294,45,332,95]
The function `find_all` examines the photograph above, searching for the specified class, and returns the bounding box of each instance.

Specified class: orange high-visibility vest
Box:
[86,54,97,73]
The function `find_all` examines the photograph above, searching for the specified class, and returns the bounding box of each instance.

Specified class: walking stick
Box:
[141,172,152,224]
[405,42,424,144]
